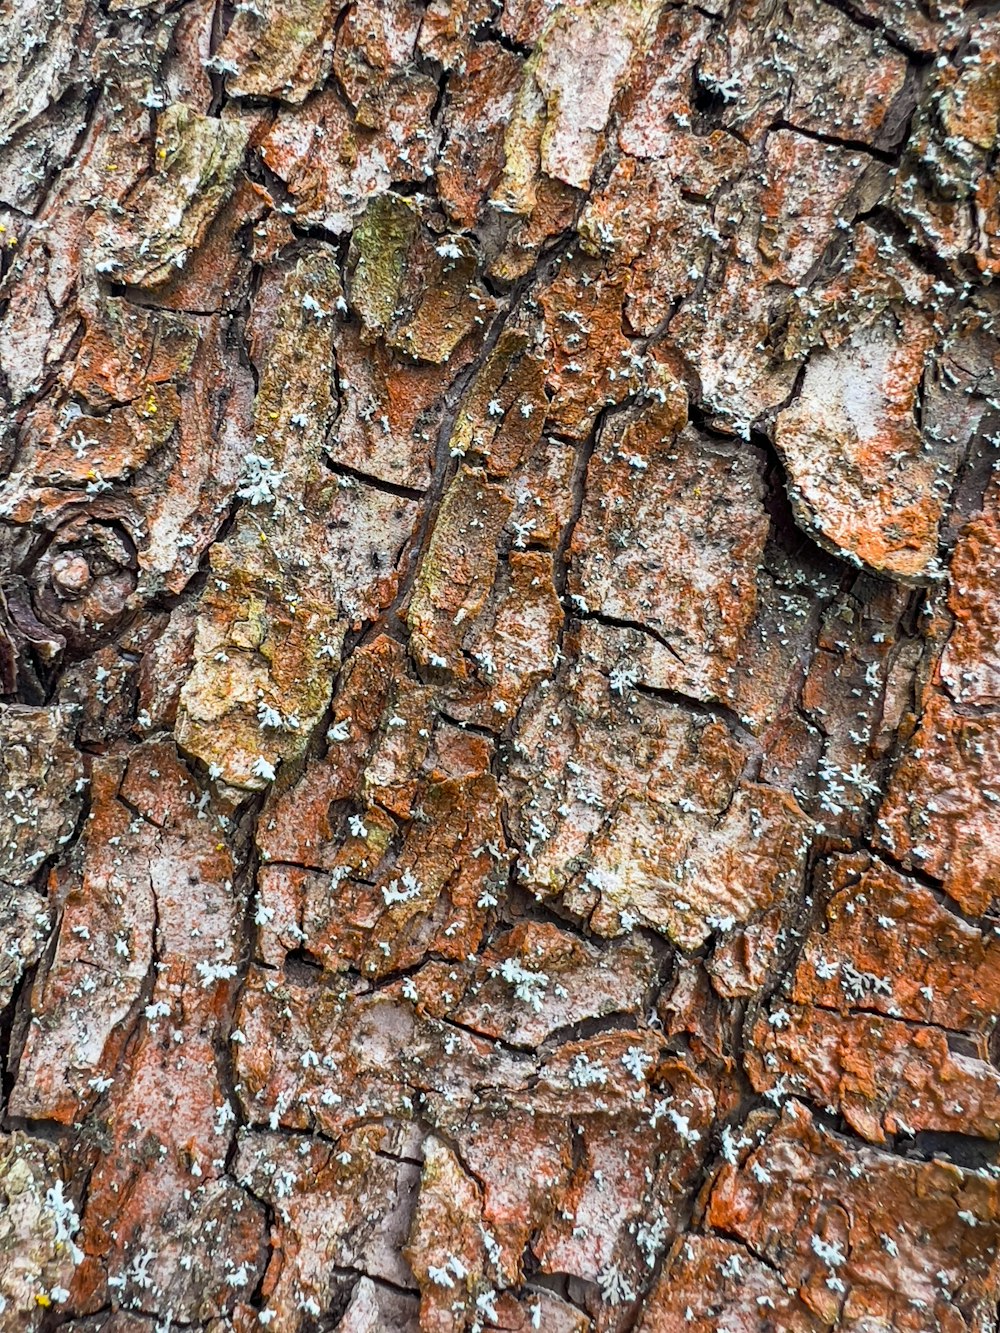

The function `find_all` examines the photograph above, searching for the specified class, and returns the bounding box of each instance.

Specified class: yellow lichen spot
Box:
[36,1294,52,1308]
[143,390,158,417]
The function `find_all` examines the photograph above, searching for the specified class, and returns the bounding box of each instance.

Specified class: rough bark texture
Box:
[2,0,1000,1330]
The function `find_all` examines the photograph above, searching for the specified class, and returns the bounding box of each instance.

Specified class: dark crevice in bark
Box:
[331,1265,420,1298]
[628,677,761,752]
[770,117,900,165]
[816,0,940,61]
[571,607,685,663]
[322,457,426,501]
[219,786,267,1175]
[0,959,42,1116]
[868,845,988,929]
[469,22,533,60]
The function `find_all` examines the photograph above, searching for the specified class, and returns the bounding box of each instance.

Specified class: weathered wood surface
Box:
[1,0,1000,1328]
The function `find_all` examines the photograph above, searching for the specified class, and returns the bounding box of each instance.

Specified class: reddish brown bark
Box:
[2,0,1000,1330]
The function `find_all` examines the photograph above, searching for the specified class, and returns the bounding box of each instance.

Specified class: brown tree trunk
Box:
[2,0,1000,1329]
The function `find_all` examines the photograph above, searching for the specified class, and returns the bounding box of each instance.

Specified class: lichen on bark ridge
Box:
[2,0,1000,1330]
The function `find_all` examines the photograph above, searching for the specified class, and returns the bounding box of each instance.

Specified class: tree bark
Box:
[2,0,1000,1329]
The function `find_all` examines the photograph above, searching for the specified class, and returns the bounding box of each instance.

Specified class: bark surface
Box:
[2,0,1000,1329]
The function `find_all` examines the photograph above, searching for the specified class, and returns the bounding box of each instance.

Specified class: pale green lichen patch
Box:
[177,246,418,789]
[93,104,249,287]
[347,194,496,363]
[406,465,512,675]
[217,0,342,103]
[346,193,420,343]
